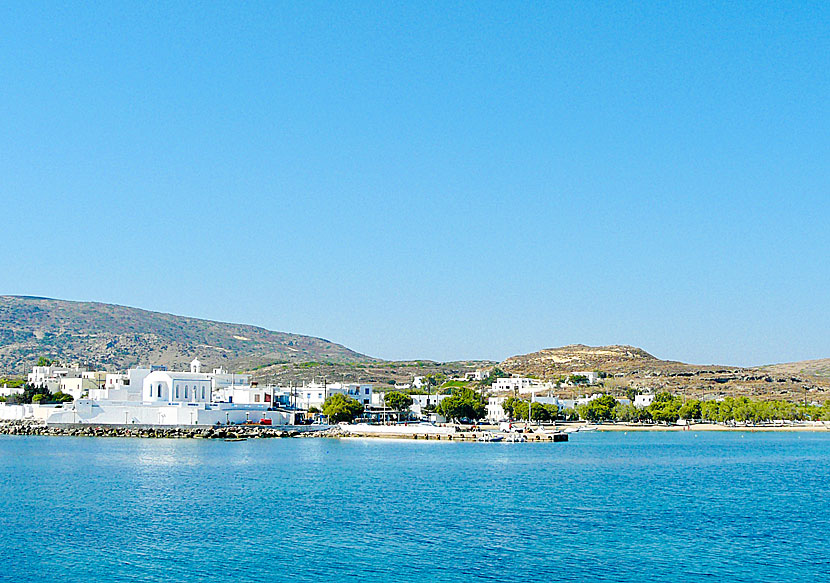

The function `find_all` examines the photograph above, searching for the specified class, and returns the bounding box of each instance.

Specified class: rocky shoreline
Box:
[0,420,342,439]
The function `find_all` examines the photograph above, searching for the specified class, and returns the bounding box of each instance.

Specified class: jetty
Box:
[0,419,329,439]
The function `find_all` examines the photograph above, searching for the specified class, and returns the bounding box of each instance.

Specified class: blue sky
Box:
[2,2,828,366]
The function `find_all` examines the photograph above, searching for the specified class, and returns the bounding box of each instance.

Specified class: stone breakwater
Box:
[0,420,342,439]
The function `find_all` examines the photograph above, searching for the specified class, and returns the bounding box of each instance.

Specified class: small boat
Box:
[564,425,598,433]
[502,433,527,443]
[476,431,504,442]
[223,437,247,442]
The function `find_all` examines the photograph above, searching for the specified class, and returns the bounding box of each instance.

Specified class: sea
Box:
[1,431,828,582]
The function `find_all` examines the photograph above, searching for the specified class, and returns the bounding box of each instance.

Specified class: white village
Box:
[0,358,637,441]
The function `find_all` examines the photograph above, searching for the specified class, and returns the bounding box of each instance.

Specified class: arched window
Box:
[157,385,162,398]
[201,387,205,399]
[175,386,179,399]
[184,385,189,399]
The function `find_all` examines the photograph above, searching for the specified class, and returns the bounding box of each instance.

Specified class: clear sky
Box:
[2,2,828,366]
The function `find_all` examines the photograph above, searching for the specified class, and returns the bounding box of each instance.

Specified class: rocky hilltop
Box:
[0,296,372,373]
[501,344,830,402]
[503,344,671,376]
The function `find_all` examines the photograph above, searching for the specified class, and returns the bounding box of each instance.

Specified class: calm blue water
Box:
[1,432,828,582]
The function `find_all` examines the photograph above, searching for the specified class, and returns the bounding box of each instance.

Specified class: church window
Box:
[175,386,179,399]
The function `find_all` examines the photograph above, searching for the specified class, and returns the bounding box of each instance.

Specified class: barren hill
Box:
[759,358,830,378]
[501,344,830,402]
[0,296,372,373]
[502,344,671,376]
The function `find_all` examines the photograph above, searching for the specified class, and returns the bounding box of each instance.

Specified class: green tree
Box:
[502,396,522,417]
[0,378,25,388]
[437,388,485,421]
[577,394,617,421]
[701,400,720,422]
[17,384,52,404]
[625,387,640,402]
[614,402,642,422]
[384,391,413,413]
[512,400,559,421]
[36,357,53,367]
[678,399,702,421]
[648,392,681,424]
[321,393,364,423]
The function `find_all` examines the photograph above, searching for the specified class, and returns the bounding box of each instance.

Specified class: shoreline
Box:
[0,420,332,439]
[2,419,830,439]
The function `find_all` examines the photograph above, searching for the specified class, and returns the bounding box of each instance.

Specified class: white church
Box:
[142,359,213,403]
[46,359,298,427]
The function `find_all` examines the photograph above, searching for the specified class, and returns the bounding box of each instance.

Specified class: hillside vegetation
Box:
[247,359,496,386]
[0,296,371,373]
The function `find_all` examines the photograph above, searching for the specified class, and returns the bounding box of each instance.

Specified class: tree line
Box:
[318,388,830,425]
[573,392,830,424]
[0,384,75,404]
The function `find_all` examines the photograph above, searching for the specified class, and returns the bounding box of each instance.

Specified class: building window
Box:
[184,385,189,398]
[175,387,179,399]
[365,388,370,394]
[201,387,205,399]
[254,394,260,403]
[157,385,162,398]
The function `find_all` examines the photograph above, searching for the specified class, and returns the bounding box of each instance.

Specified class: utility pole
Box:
[529,389,534,431]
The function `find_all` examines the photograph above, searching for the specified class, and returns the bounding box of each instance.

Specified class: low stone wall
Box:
[0,419,339,439]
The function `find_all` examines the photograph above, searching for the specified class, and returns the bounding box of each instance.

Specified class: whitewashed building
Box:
[28,365,84,393]
[55,377,99,399]
[209,366,252,389]
[296,382,373,410]
[492,377,535,393]
[465,369,491,381]
[89,366,154,401]
[215,385,285,405]
[143,370,213,404]
[570,371,601,385]
[634,393,655,408]
[46,398,295,426]
[407,393,450,418]
[43,358,299,427]
[487,396,509,422]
